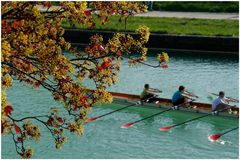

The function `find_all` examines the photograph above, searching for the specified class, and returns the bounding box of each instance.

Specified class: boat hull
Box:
[110,91,239,119]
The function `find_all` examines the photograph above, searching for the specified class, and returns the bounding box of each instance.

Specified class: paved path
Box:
[38,5,239,20]
[135,11,239,20]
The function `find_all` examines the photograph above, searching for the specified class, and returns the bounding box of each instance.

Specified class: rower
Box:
[212,91,236,115]
[171,85,194,109]
[140,84,162,103]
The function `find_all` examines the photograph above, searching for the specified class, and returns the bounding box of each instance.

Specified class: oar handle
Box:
[184,90,198,98]
[221,127,239,136]
[211,93,239,102]
[97,103,136,118]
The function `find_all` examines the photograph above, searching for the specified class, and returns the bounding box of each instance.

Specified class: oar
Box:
[85,103,137,123]
[211,93,239,103]
[208,127,239,142]
[85,95,157,123]
[121,108,173,128]
[159,113,212,131]
[174,85,198,98]
[184,90,199,98]
[159,107,233,131]
[153,88,163,93]
[121,100,195,128]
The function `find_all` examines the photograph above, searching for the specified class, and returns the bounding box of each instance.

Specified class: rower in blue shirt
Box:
[172,86,192,107]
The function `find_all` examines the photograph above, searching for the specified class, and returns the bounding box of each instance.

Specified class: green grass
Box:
[152,2,239,13]
[61,16,239,37]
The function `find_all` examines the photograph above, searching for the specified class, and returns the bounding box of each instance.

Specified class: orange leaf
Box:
[14,124,21,134]
[80,96,87,102]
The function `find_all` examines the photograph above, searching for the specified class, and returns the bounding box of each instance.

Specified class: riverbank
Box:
[64,29,239,55]
[151,1,238,13]
[61,16,238,37]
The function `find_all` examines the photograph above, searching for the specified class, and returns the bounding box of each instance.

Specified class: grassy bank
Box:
[152,2,239,13]
[61,16,238,37]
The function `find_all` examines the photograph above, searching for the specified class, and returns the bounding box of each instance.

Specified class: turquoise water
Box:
[108,52,239,103]
[2,53,239,159]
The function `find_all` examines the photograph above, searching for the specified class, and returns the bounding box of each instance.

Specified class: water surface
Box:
[2,52,239,159]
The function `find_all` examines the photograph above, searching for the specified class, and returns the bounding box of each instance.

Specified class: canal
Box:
[2,52,239,158]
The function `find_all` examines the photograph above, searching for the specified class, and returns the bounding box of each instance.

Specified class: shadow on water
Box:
[147,50,239,63]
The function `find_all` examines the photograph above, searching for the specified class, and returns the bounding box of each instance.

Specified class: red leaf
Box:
[116,50,122,56]
[110,9,116,14]
[47,119,53,126]
[34,81,41,88]
[14,124,21,134]
[59,16,62,21]
[12,21,19,29]
[1,123,5,133]
[121,10,127,15]
[47,2,52,8]
[2,20,7,26]
[80,96,87,102]
[4,105,13,116]
[57,117,63,123]
[17,137,23,142]
[83,103,89,108]
[98,45,104,50]
[160,65,168,68]
[101,61,111,69]
[97,65,103,70]
[84,10,91,16]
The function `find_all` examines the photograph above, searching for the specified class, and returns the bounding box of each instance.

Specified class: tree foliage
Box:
[1,1,168,158]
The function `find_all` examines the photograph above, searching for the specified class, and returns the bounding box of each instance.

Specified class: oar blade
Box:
[208,133,222,142]
[85,117,98,123]
[159,126,172,131]
[121,122,135,128]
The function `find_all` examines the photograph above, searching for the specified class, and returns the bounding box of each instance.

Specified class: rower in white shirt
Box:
[212,91,235,112]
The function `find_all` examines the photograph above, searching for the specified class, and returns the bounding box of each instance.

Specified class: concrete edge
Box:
[64,29,239,55]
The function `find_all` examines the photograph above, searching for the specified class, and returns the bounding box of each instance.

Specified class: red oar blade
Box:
[159,126,172,131]
[208,133,222,142]
[121,122,135,128]
[85,117,98,123]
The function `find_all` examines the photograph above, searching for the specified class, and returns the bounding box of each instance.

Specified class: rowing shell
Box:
[109,91,239,119]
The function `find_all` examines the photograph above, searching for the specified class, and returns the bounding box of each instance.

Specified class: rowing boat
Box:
[109,91,239,119]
